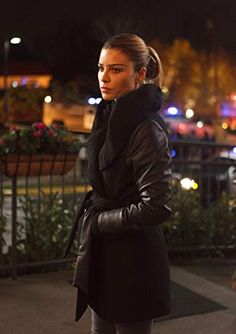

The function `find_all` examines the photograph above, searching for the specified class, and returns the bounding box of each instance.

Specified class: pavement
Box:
[0,264,235,334]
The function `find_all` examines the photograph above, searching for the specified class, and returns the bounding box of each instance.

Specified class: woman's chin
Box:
[101,93,115,101]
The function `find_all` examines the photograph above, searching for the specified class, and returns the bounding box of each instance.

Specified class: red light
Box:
[229,93,236,101]
[178,123,187,134]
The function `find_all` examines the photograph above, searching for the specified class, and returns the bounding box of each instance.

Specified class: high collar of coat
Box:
[91,84,163,171]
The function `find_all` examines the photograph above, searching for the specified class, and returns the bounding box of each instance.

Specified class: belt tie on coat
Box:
[91,191,140,210]
[64,191,140,258]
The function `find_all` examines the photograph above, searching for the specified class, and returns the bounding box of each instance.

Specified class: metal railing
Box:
[171,140,236,206]
[0,140,235,278]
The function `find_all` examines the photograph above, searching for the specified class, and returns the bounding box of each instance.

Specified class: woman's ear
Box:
[140,67,147,81]
[136,67,147,84]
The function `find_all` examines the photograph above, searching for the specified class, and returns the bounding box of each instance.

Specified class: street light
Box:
[2,36,21,126]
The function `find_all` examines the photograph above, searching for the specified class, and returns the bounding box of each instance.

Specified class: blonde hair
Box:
[102,33,164,88]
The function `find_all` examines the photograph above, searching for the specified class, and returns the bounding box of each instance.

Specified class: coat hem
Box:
[88,304,171,323]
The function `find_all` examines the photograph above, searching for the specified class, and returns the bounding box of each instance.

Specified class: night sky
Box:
[0,0,236,81]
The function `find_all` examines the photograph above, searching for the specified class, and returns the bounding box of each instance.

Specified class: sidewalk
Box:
[0,265,235,334]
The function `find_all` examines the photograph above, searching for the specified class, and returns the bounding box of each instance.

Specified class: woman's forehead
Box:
[98,48,131,65]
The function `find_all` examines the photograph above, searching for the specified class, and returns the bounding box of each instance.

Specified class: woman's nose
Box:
[101,70,110,82]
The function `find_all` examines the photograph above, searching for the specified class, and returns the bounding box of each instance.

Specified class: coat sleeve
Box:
[91,120,172,237]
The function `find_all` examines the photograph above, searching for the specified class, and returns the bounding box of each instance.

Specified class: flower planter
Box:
[1,153,78,177]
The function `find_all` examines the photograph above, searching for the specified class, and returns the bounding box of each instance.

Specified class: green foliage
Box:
[0,192,7,259]
[2,183,235,264]
[0,214,7,245]
[163,186,236,250]
[0,86,45,123]
[163,187,207,248]
[17,191,79,261]
[207,193,236,246]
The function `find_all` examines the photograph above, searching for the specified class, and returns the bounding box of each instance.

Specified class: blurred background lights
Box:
[44,95,52,103]
[180,178,193,190]
[171,149,176,158]
[192,181,198,190]
[178,123,186,132]
[185,108,194,119]
[12,81,18,88]
[180,178,198,190]
[96,97,102,104]
[229,93,236,101]
[89,97,102,105]
[167,106,178,115]
[10,37,21,44]
[221,122,229,130]
[197,121,204,128]
[233,147,236,154]
[162,86,169,94]
[21,78,28,86]
[88,97,96,105]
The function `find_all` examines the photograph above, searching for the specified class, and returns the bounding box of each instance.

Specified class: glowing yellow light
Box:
[192,182,198,190]
[162,87,169,94]
[221,122,228,130]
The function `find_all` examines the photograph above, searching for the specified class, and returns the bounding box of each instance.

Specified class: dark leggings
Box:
[91,310,153,334]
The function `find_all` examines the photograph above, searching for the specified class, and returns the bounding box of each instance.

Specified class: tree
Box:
[0,85,45,124]
[150,38,236,120]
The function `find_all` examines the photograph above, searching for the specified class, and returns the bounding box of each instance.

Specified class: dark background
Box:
[0,0,236,82]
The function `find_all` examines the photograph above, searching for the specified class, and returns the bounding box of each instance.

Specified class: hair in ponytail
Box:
[102,33,164,88]
[146,46,164,88]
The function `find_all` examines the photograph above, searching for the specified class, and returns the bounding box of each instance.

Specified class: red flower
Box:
[0,122,79,155]
[33,130,43,137]
[32,122,47,130]
[9,126,17,132]
[47,128,55,136]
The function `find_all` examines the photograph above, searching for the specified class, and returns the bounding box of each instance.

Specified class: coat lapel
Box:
[99,84,163,171]
[86,84,163,193]
[86,100,113,194]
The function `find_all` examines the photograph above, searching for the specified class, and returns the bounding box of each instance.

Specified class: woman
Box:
[65,33,172,334]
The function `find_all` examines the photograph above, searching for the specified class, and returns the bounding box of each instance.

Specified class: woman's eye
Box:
[98,66,104,72]
[112,68,121,73]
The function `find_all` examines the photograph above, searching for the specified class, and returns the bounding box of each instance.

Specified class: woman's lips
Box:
[101,87,112,93]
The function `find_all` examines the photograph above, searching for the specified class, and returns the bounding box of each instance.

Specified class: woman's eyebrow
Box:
[98,63,127,67]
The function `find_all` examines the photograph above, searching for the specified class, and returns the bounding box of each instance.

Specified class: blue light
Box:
[233,147,236,154]
[21,78,28,86]
[167,107,179,115]
[221,102,236,117]
[171,149,176,158]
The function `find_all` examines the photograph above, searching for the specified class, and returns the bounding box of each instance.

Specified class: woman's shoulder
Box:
[132,118,168,142]
[127,118,170,155]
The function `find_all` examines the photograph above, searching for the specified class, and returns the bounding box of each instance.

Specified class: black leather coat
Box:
[65,84,172,322]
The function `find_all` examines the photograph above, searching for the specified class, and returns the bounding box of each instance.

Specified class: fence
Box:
[171,140,236,206]
[0,140,235,278]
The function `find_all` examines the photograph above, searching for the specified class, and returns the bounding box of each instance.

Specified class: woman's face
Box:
[98,48,146,100]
